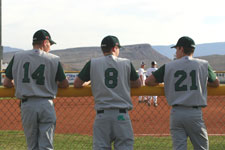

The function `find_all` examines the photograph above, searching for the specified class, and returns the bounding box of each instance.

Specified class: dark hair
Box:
[101,46,112,53]
[32,40,44,46]
[183,46,195,55]
[151,61,157,66]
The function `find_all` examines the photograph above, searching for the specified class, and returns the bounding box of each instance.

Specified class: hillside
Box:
[3,46,24,53]
[3,44,171,71]
[197,55,225,71]
[44,44,171,70]
[3,44,225,71]
[152,42,225,59]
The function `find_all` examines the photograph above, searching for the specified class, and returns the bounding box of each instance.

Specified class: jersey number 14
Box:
[22,62,45,85]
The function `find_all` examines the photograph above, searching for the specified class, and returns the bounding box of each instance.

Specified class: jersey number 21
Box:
[174,70,198,91]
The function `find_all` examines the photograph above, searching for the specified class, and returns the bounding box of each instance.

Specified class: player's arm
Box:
[145,75,159,86]
[74,78,91,88]
[3,77,14,88]
[56,62,69,88]
[3,56,14,88]
[145,65,165,86]
[207,65,220,87]
[74,61,91,88]
[130,63,141,88]
[208,77,220,87]
[58,79,69,88]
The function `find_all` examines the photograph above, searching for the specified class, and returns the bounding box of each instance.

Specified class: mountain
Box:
[43,44,171,70]
[3,46,24,53]
[151,45,174,59]
[4,42,225,58]
[152,42,225,59]
[197,55,225,71]
[3,43,225,71]
[3,44,171,71]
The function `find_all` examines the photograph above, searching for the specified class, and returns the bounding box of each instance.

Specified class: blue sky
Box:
[2,0,225,50]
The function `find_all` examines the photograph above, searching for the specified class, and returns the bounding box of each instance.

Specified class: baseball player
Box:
[138,61,147,103]
[146,61,158,107]
[3,29,69,150]
[74,35,141,150]
[145,36,220,150]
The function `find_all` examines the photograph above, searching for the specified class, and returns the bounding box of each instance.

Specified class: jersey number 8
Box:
[105,68,118,88]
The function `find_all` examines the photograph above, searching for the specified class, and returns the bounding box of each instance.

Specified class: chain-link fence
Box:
[0,93,224,150]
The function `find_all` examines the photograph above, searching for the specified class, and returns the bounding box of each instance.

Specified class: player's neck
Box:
[33,46,50,53]
[184,53,193,58]
[104,52,118,57]
[179,53,193,59]
[33,45,44,51]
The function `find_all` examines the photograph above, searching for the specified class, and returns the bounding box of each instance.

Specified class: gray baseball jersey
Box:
[152,56,217,150]
[5,49,66,150]
[153,56,217,106]
[5,49,66,99]
[78,55,139,110]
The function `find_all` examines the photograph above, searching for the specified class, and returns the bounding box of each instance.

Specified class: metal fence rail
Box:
[0,85,224,150]
[0,71,225,85]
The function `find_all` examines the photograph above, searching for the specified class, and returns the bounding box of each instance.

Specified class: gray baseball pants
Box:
[93,109,134,150]
[21,98,56,150]
[170,106,208,150]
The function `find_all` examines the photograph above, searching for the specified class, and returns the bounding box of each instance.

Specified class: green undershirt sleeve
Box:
[55,62,66,82]
[208,64,217,82]
[5,56,14,80]
[78,61,91,82]
[130,63,139,81]
[152,64,165,83]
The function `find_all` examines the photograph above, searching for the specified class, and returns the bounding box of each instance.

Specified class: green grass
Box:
[0,131,26,150]
[0,131,224,150]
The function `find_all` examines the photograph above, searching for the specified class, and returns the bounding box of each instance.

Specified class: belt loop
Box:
[21,98,28,103]
[119,109,126,113]
[97,110,104,114]
[192,106,199,108]
[173,105,199,109]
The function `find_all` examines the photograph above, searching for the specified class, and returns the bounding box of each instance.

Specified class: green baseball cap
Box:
[33,29,56,45]
[171,36,195,48]
[101,35,121,49]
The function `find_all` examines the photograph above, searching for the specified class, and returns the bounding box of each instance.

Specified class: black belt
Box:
[173,104,199,109]
[20,97,53,103]
[21,98,28,103]
[97,109,127,114]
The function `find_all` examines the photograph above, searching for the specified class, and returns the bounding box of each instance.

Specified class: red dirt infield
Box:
[0,96,224,136]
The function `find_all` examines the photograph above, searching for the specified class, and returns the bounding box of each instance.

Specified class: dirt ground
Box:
[0,96,224,136]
